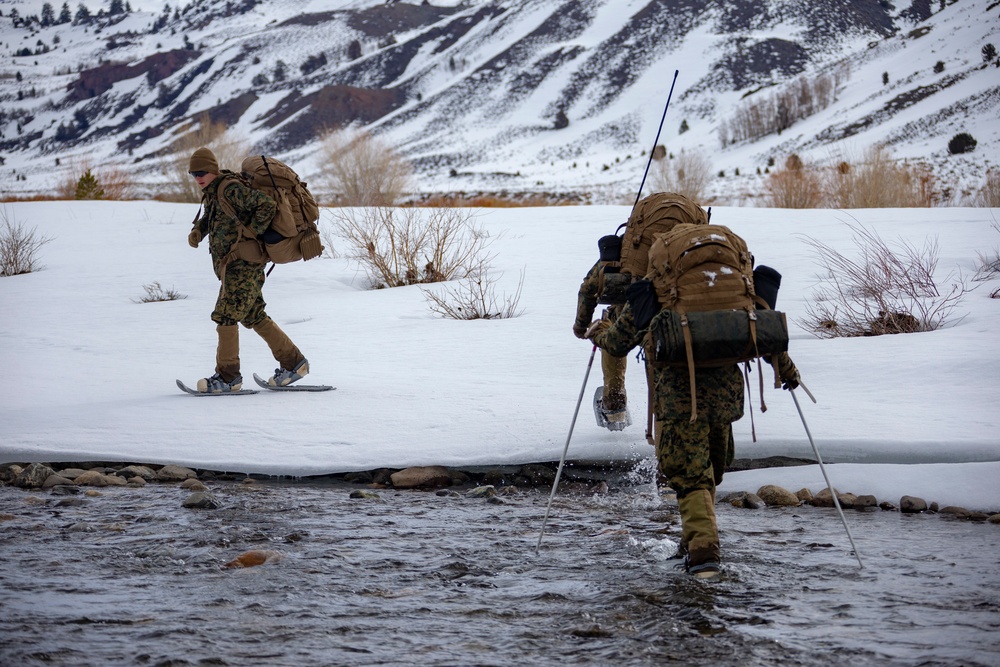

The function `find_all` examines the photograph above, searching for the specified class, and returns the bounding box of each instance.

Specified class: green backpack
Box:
[597,192,709,304]
[218,155,323,265]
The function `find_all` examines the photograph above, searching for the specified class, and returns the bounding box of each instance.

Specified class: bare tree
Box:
[800,221,970,337]
[316,128,412,206]
[422,263,525,320]
[650,150,712,203]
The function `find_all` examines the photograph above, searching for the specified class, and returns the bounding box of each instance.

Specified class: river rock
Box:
[127,477,146,487]
[157,465,198,482]
[938,506,971,519]
[757,485,800,507]
[465,485,497,499]
[854,495,878,509]
[58,468,89,480]
[900,495,928,513]
[517,464,556,486]
[721,491,766,509]
[118,465,156,481]
[14,463,56,488]
[182,491,220,509]
[49,485,80,496]
[812,488,857,508]
[43,474,75,489]
[390,466,452,489]
[74,470,109,486]
[879,501,897,511]
[223,549,283,569]
[795,488,814,503]
[180,478,208,491]
[344,471,373,484]
[988,514,1000,524]
[349,489,382,500]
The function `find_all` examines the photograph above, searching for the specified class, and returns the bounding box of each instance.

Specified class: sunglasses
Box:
[189,170,209,178]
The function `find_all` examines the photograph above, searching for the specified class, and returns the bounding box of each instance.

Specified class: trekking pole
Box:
[632,69,679,209]
[535,343,598,555]
[790,389,863,569]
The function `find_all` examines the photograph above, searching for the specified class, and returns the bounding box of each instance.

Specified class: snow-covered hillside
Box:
[1,0,998,202]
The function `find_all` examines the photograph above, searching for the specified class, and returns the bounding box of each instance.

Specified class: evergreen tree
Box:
[74,2,91,24]
[41,3,55,26]
[75,170,105,200]
[58,2,72,24]
[983,44,998,63]
[109,0,125,15]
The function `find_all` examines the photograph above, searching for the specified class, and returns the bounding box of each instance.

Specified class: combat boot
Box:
[198,324,242,392]
[252,317,307,384]
[679,488,721,579]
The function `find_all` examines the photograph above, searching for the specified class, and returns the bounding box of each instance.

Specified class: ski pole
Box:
[535,343,598,554]
[790,389,863,569]
[632,69,679,209]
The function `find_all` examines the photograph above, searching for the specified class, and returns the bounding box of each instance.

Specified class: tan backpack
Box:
[598,192,709,304]
[218,155,323,265]
[644,223,788,420]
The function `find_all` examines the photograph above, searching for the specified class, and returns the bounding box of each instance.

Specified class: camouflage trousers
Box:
[655,418,735,498]
[600,350,628,411]
[211,260,268,328]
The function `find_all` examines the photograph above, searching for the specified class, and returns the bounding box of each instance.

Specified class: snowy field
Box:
[0,200,998,511]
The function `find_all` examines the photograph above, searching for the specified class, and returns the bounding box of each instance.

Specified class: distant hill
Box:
[1,0,997,203]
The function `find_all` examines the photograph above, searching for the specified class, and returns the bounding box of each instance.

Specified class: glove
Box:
[572,323,588,339]
[585,318,611,341]
[778,357,800,391]
[188,229,202,248]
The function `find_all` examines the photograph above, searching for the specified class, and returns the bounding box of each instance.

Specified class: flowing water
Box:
[1,471,997,667]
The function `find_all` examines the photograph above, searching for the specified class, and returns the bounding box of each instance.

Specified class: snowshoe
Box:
[593,386,632,431]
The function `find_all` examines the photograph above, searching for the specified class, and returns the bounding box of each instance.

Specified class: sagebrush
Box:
[422,265,525,320]
[0,207,53,277]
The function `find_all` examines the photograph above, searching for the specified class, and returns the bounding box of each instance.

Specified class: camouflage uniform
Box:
[574,261,628,412]
[591,300,798,569]
[192,171,305,381]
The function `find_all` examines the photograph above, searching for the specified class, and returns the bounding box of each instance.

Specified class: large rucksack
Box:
[597,192,709,304]
[218,155,323,265]
[643,223,789,420]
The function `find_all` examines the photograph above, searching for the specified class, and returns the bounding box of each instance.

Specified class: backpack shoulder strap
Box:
[214,175,241,220]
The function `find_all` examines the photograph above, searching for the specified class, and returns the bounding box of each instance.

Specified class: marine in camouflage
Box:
[192,170,276,279]
[575,260,627,411]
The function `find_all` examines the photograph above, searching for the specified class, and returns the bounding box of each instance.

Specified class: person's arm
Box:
[573,261,602,338]
[225,181,276,237]
[588,301,644,357]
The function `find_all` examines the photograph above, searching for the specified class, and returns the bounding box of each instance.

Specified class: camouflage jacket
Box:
[575,260,621,329]
[591,300,746,423]
[193,170,276,278]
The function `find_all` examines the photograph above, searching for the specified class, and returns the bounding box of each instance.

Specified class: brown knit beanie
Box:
[188,147,220,174]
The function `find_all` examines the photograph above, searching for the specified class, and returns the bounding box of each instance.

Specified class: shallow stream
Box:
[1,472,997,666]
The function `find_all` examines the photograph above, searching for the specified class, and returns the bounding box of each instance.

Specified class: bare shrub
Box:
[0,207,53,277]
[316,128,412,206]
[974,220,1000,296]
[330,206,493,289]
[825,146,936,208]
[800,221,970,338]
[649,150,712,203]
[134,281,187,303]
[766,154,823,208]
[974,170,1000,207]
[422,264,525,320]
[159,117,255,202]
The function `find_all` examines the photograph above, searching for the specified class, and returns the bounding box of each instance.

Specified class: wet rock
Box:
[371,469,395,485]
[58,468,89,480]
[854,495,878,509]
[795,488,814,503]
[968,511,990,521]
[74,470,109,487]
[516,464,556,486]
[118,465,156,481]
[1,464,24,483]
[449,470,471,485]
[570,624,613,638]
[721,491,765,509]
[127,477,146,487]
[436,489,461,498]
[182,491,220,509]
[55,498,88,507]
[900,496,928,513]
[812,488,856,509]
[486,496,506,505]
[465,485,497,499]
[988,514,1000,524]
[157,465,198,482]
[344,471,373,484]
[757,485,800,507]
[49,485,80,496]
[83,490,102,497]
[939,506,971,519]
[223,549,283,569]
[349,489,382,500]
[180,478,208,491]
[14,463,56,488]
[879,501,898,511]
[390,466,452,489]
[43,474,75,489]
[929,502,939,513]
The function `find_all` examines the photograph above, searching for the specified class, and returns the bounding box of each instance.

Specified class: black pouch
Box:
[626,279,659,330]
